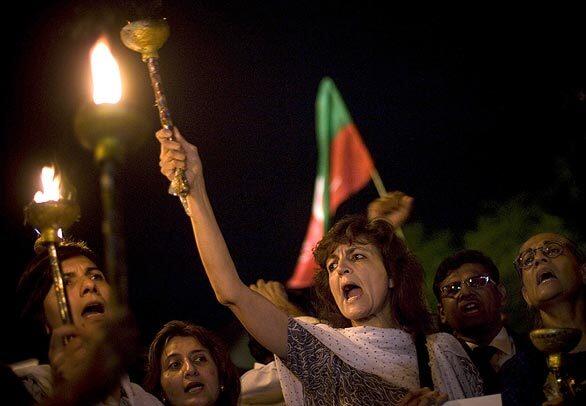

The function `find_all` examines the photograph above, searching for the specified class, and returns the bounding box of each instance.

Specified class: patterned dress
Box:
[275,318,483,405]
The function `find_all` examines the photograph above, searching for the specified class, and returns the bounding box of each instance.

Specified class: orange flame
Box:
[90,39,122,104]
[33,166,62,203]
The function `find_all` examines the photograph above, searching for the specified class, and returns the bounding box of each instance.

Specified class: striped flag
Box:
[287,78,376,289]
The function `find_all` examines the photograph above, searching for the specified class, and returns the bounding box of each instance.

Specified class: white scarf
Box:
[274,318,483,405]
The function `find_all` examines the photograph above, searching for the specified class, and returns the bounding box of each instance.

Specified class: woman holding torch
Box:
[156,127,483,405]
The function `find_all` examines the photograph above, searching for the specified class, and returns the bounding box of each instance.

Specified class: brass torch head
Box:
[529,328,582,354]
[24,200,80,244]
[120,19,170,61]
[74,103,149,163]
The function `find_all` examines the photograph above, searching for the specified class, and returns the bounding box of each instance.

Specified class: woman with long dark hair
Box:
[155,127,482,405]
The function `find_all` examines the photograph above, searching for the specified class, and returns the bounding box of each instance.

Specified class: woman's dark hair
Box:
[17,240,100,330]
[313,214,433,335]
[144,320,240,406]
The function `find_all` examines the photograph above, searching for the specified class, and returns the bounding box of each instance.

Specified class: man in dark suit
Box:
[433,250,528,395]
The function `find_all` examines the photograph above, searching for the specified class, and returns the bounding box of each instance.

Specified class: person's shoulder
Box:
[425,332,472,357]
[290,316,334,335]
[426,332,462,347]
[11,363,53,402]
[11,362,51,379]
[293,316,320,325]
[126,379,164,405]
[504,326,532,352]
[241,361,277,378]
[501,346,543,375]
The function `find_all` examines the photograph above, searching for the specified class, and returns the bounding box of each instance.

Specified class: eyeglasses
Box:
[439,275,495,298]
[515,241,565,271]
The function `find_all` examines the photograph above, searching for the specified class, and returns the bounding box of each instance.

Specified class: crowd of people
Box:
[4,126,585,405]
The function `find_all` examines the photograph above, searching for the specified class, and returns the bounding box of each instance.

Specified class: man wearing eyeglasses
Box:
[433,250,526,395]
[500,233,586,405]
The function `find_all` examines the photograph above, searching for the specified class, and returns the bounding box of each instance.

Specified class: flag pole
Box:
[369,168,406,241]
[370,168,386,197]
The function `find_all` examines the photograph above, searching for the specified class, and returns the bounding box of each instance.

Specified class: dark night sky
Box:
[2,2,585,366]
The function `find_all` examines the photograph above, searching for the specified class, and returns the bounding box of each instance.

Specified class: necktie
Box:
[471,345,500,395]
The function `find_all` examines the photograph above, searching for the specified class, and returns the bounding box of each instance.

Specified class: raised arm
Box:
[157,128,288,358]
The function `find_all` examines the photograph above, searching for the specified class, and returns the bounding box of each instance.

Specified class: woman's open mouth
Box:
[537,269,558,285]
[184,381,204,394]
[81,302,106,319]
[343,283,363,302]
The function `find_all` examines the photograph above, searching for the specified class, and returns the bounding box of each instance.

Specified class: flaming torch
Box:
[75,39,146,162]
[120,19,191,215]
[75,38,148,304]
[24,165,80,325]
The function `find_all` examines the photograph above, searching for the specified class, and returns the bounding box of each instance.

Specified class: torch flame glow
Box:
[90,39,122,104]
[33,166,62,203]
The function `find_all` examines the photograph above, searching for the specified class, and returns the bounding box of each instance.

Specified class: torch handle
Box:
[146,57,174,129]
[47,243,73,325]
[99,159,128,306]
[145,57,191,215]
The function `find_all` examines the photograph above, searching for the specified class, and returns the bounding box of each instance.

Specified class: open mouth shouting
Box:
[536,268,558,286]
[342,282,363,302]
[184,381,205,394]
[459,300,482,315]
[81,301,106,320]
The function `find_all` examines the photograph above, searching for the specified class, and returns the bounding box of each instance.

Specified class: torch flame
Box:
[34,166,62,203]
[90,39,122,104]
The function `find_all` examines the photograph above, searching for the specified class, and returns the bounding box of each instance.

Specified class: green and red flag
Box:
[287,77,376,289]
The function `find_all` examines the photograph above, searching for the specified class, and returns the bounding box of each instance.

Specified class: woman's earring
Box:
[388,278,395,288]
[220,384,225,392]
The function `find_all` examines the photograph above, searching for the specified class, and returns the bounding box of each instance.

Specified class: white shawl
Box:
[274,318,483,405]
